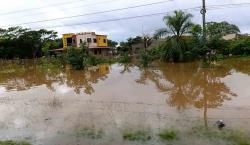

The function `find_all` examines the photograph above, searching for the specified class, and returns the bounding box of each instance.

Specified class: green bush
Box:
[228,38,250,55]
[122,130,152,141]
[158,129,178,141]
[139,50,154,67]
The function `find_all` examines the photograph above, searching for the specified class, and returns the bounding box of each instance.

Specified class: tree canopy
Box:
[0,27,61,59]
[206,21,240,38]
[154,10,193,39]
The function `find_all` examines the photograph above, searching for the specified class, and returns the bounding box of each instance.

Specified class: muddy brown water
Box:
[0,58,250,145]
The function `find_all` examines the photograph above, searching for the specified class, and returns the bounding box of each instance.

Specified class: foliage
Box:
[40,56,63,69]
[227,38,250,55]
[158,129,178,141]
[139,50,154,67]
[118,52,131,63]
[107,39,118,47]
[65,45,88,70]
[0,27,59,59]
[192,126,250,145]
[122,130,152,141]
[0,141,31,145]
[118,36,143,54]
[153,10,193,62]
[154,10,193,39]
[206,21,240,38]
[61,44,116,70]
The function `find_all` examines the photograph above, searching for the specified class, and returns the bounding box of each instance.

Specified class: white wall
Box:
[76,33,97,48]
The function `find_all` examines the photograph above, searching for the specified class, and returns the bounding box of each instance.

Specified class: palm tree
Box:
[154,10,193,62]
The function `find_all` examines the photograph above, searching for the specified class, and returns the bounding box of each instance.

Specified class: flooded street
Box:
[0,58,250,145]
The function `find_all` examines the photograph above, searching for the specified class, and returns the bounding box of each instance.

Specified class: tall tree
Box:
[154,10,193,39]
[0,27,58,58]
[206,21,240,38]
[154,10,193,62]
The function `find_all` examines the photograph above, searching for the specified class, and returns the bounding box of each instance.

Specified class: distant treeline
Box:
[0,27,62,59]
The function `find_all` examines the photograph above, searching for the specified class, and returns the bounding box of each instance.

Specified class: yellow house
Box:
[63,33,76,48]
[97,35,108,47]
[62,32,112,56]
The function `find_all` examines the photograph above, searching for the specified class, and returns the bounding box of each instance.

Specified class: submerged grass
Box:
[122,130,152,141]
[191,126,250,145]
[158,129,178,141]
[76,128,104,139]
[0,141,31,145]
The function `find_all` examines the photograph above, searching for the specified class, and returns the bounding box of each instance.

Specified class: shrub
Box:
[122,130,152,141]
[139,50,154,67]
[65,46,88,70]
[228,38,250,55]
[158,129,178,141]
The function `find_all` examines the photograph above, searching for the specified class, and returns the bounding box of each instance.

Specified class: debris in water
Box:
[216,120,226,130]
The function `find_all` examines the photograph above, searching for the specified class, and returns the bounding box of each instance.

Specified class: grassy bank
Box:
[0,141,31,145]
[72,126,250,145]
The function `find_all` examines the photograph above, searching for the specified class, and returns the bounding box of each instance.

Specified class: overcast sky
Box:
[0,0,250,41]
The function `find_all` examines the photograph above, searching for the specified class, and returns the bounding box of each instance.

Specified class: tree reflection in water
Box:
[136,62,237,127]
[0,60,110,95]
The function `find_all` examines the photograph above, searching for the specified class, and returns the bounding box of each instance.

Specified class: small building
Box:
[223,33,250,40]
[62,32,112,56]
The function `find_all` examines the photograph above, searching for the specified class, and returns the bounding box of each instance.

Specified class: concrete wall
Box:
[76,33,98,48]
[223,34,237,40]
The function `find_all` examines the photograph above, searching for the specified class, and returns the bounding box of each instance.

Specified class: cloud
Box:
[0,0,250,41]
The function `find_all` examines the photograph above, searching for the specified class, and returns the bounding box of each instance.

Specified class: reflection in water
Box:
[137,62,238,127]
[0,61,110,95]
[1,59,250,144]
[120,63,134,74]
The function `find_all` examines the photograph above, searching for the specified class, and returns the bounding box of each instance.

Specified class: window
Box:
[87,38,92,43]
[80,39,83,43]
[93,38,97,43]
[103,39,106,43]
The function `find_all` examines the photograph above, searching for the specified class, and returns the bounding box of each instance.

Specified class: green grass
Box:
[76,128,104,139]
[191,126,250,145]
[0,141,31,145]
[122,130,152,141]
[158,129,178,141]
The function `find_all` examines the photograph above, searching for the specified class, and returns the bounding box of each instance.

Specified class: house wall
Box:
[63,33,75,48]
[223,34,237,40]
[63,32,109,51]
[97,35,108,47]
[76,33,98,48]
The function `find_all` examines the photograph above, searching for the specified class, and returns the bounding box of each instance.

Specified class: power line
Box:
[32,8,201,30]
[0,0,126,19]
[2,2,250,30]
[0,0,88,16]
[1,0,173,28]
[28,3,250,30]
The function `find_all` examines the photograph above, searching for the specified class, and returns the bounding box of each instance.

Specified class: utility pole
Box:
[201,0,207,42]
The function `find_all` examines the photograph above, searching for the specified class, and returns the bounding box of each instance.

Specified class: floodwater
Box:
[0,58,250,145]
